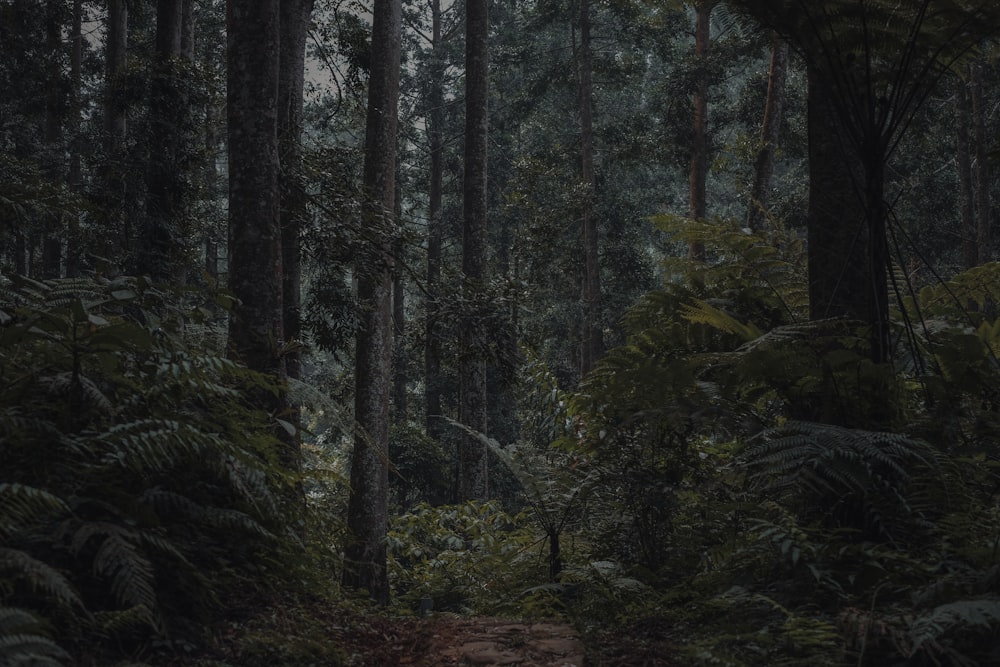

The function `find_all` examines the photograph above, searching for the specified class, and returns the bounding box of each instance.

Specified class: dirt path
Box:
[343,616,586,666]
[414,617,585,666]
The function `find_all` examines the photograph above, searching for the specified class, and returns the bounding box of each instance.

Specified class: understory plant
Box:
[0,274,296,665]
[557,221,1000,664]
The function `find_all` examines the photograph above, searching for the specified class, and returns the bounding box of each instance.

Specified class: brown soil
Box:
[336,615,585,666]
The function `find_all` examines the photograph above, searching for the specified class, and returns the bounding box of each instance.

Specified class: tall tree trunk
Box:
[424,0,445,442]
[746,37,788,233]
[806,65,867,324]
[393,243,408,423]
[226,0,289,457]
[279,0,314,386]
[577,0,602,377]
[181,0,195,60]
[956,76,977,270]
[971,61,992,266]
[458,0,490,501]
[143,0,186,281]
[42,0,64,279]
[392,167,408,423]
[66,0,83,277]
[103,0,128,265]
[688,0,715,260]
[342,0,402,604]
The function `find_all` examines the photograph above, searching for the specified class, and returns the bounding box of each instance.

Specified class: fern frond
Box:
[908,598,1000,654]
[0,548,82,609]
[0,484,68,541]
[680,299,763,341]
[69,523,157,619]
[0,608,69,666]
[0,633,70,667]
[744,421,942,539]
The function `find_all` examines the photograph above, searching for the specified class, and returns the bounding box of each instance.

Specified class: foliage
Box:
[386,501,548,616]
[0,274,294,663]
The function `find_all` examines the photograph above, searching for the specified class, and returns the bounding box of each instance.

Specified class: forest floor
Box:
[330,613,682,666]
[202,591,681,666]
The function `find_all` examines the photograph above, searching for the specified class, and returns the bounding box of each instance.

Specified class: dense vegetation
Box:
[3,0,1000,665]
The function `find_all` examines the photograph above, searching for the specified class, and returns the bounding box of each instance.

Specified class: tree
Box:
[100,0,128,265]
[734,0,1000,366]
[956,74,977,270]
[342,0,403,603]
[142,0,188,281]
[279,0,315,386]
[746,37,788,232]
[424,0,446,441]
[226,0,289,457]
[458,0,490,501]
[970,59,992,266]
[577,0,603,376]
[687,0,717,261]
[41,0,65,279]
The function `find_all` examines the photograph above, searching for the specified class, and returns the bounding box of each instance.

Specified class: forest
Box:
[3,0,1000,665]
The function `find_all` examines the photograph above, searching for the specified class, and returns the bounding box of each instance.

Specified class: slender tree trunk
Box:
[688,0,715,260]
[279,0,315,386]
[577,0,602,377]
[393,166,408,423]
[806,65,867,324]
[181,0,195,60]
[342,0,402,604]
[142,0,186,281]
[864,158,890,365]
[458,0,490,501]
[393,243,408,423]
[102,0,128,264]
[746,37,788,233]
[66,0,83,277]
[425,0,445,441]
[956,76,977,270]
[226,0,288,451]
[971,61,992,266]
[42,0,64,279]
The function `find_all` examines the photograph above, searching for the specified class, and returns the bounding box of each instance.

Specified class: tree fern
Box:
[743,421,946,541]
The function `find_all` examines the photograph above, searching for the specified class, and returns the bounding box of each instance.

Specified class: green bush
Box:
[0,275,294,663]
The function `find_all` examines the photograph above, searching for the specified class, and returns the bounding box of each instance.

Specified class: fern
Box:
[0,548,83,610]
[0,607,69,667]
[0,275,292,661]
[0,485,68,541]
[744,421,945,542]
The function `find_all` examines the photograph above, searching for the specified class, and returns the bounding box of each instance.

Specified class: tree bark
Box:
[393,246,408,423]
[746,37,788,233]
[101,0,128,266]
[424,0,445,442]
[41,0,64,279]
[688,0,715,260]
[342,0,402,604]
[226,0,288,450]
[578,0,602,377]
[458,0,490,501]
[971,61,992,266]
[181,0,195,60]
[66,0,83,277]
[142,0,186,281]
[279,0,315,385]
[956,76,977,270]
[806,65,867,324]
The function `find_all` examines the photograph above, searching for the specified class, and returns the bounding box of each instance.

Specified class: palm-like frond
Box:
[0,607,69,667]
[743,421,944,540]
[0,485,68,542]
